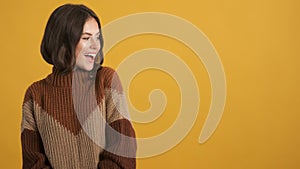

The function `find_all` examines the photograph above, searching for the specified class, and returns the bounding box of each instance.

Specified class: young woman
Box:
[21,4,136,169]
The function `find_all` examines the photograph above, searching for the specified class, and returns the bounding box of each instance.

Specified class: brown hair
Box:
[40,4,104,74]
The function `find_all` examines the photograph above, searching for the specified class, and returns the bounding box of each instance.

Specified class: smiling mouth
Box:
[84,53,96,62]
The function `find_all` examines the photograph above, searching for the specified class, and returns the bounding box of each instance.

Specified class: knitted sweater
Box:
[21,66,136,169]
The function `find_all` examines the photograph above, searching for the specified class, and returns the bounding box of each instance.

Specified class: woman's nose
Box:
[90,37,99,49]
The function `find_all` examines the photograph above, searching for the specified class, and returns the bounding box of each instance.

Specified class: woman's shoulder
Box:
[98,66,117,75]
[97,66,119,79]
[97,66,122,88]
[29,75,50,89]
[24,71,54,94]
[23,78,48,102]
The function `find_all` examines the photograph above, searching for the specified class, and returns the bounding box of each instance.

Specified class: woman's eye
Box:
[82,37,90,40]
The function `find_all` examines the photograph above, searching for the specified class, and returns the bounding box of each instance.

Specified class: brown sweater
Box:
[21,66,136,169]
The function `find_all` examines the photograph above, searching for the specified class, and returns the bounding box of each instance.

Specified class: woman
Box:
[21,4,136,169]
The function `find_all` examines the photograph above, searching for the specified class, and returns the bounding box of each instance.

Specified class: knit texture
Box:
[21,66,136,169]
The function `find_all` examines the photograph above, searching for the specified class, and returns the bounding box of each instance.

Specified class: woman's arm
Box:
[21,87,52,169]
[98,119,136,169]
[98,67,137,169]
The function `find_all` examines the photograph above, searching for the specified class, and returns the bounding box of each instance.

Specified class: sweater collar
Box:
[46,67,94,87]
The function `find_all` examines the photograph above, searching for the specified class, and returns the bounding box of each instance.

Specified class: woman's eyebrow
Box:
[82,32,92,36]
[82,32,100,36]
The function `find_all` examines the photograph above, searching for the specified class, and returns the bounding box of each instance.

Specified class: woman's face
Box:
[75,18,100,71]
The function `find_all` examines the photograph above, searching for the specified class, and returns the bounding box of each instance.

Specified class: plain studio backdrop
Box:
[0,0,299,168]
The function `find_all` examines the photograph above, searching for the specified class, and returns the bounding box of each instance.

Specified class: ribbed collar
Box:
[45,67,95,87]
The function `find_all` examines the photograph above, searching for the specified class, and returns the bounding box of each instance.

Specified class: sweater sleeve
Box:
[98,68,137,169]
[21,86,52,169]
[98,119,137,169]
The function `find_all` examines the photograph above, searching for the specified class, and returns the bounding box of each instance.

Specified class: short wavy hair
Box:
[40,4,104,73]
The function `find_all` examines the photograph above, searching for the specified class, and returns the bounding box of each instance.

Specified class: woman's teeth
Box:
[85,54,96,59]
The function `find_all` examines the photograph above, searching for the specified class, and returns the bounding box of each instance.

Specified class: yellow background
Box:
[1,0,299,168]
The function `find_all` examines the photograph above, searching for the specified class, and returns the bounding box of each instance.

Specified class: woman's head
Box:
[41,4,104,73]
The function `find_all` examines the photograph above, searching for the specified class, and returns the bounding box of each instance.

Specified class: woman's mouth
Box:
[84,53,96,63]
